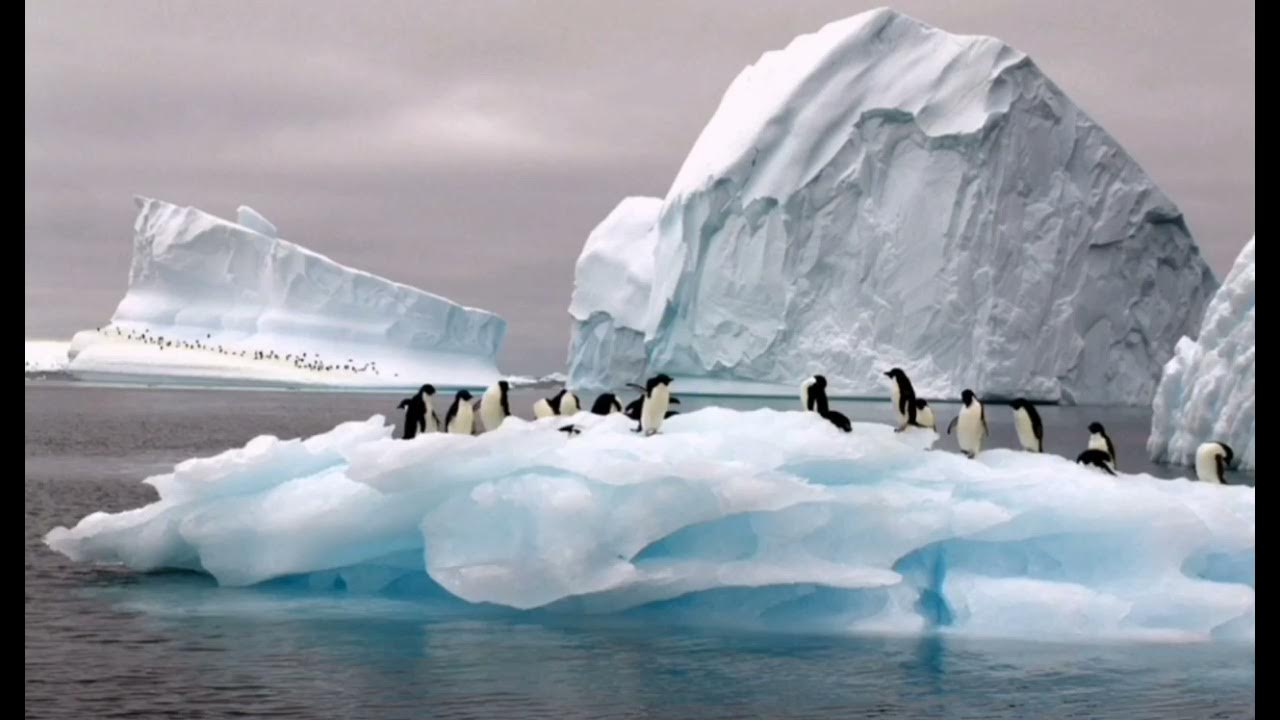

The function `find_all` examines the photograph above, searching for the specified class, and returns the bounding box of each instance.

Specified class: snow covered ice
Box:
[66,197,506,390]
[1149,238,1255,471]
[25,340,71,374]
[567,8,1216,404]
[46,407,1254,644]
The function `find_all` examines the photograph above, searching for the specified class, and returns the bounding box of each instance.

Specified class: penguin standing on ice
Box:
[1087,422,1116,469]
[637,374,674,436]
[1196,442,1235,484]
[1076,449,1116,476]
[396,384,439,439]
[1008,399,1044,452]
[884,368,922,431]
[445,390,475,435]
[590,393,623,415]
[913,399,936,430]
[946,389,988,458]
[626,388,679,421]
[479,380,511,432]
[800,375,851,432]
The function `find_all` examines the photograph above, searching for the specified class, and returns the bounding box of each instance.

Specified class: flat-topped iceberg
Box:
[1149,238,1255,471]
[567,8,1216,404]
[47,407,1253,644]
[67,197,506,389]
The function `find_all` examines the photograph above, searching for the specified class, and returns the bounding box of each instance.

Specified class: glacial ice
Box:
[46,408,1254,644]
[66,197,506,390]
[1149,238,1255,471]
[24,340,71,374]
[567,8,1217,404]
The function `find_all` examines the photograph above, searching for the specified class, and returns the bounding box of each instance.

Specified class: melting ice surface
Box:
[46,408,1253,645]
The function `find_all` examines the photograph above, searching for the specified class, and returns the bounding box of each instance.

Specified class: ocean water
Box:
[25,383,1254,718]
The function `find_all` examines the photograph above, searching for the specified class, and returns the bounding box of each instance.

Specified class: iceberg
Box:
[567,8,1217,404]
[66,197,506,389]
[1149,238,1255,471]
[25,339,71,375]
[46,408,1254,644]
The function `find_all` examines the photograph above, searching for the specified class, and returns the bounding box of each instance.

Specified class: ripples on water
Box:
[25,384,1254,718]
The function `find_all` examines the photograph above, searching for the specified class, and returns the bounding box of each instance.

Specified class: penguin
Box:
[590,393,623,415]
[1008,399,1043,453]
[445,390,475,435]
[1087,422,1116,469]
[532,395,556,419]
[626,390,679,421]
[945,389,988,459]
[913,399,936,431]
[395,384,438,439]
[558,424,582,436]
[638,374,674,436]
[1076,449,1117,476]
[884,368,921,431]
[1195,442,1235,484]
[479,380,511,432]
[559,389,580,415]
[800,375,851,433]
[535,389,581,418]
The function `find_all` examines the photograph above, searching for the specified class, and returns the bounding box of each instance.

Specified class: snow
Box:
[567,8,1216,403]
[1149,238,1255,471]
[66,197,506,390]
[24,340,71,374]
[47,407,1253,644]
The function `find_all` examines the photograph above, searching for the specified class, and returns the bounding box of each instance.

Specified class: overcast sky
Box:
[25,0,1255,373]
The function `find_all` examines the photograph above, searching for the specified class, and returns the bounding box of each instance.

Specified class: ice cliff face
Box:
[67,197,506,388]
[1149,238,1255,471]
[568,8,1216,403]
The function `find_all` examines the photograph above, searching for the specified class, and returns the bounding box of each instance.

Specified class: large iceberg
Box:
[1149,238,1255,471]
[25,339,71,375]
[567,8,1216,404]
[46,408,1253,644]
[67,197,506,389]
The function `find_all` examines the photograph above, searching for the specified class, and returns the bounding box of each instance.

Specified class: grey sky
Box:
[25,0,1255,374]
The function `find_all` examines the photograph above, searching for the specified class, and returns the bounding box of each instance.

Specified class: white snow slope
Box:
[67,197,506,389]
[567,8,1216,404]
[1149,238,1255,471]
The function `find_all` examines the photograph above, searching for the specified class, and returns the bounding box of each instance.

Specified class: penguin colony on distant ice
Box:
[396,365,1236,484]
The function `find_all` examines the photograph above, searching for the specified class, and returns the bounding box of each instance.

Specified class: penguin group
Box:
[96,324,382,377]
[392,366,1235,485]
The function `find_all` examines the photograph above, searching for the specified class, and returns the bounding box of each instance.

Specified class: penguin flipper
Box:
[946,417,958,435]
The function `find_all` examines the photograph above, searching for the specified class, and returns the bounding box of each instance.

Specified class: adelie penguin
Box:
[884,368,923,431]
[396,384,439,439]
[445,390,475,435]
[1008,399,1044,452]
[635,374,674,436]
[913,399,936,430]
[946,389,988,459]
[1076,449,1116,476]
[625,387,680,421]
[800,375,851,432]
[1086,422,1116,469]
[590,393,623,415]
[479,380,511,433]
[1196,442,1235,484]
[533,389,580,419]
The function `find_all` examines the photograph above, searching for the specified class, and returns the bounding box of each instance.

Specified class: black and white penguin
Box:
[913,399,936,431]
[946,389,988,459]
[884,368,921,431]
[534,389,581,419]
[396,384,439,439]
[1087,422,1116,469]
[800,375,851,432]
[1008,399,1043,453]
[445,390,475,435]
[1076,449,1117,476]
[558,424,582,436]
[638,374,674,436]
[479,380,511,432]
[626,389,679,421]
[590,393,623,416]
[1196,442,1235,484]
